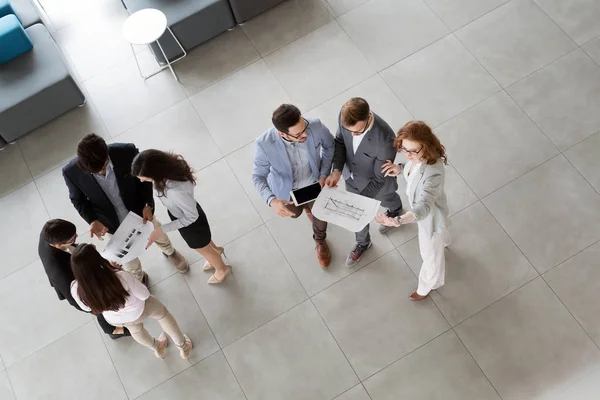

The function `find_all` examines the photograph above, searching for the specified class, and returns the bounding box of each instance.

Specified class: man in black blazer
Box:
[62,133,189,283]
[38,219,129,339]
[326,98,402,267]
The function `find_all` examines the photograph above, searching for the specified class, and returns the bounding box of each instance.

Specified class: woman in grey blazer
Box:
[376,121,450,301]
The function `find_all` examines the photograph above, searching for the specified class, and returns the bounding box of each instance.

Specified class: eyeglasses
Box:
[345,114,371,135]
[285,119,310,139]
[400,145,423,155]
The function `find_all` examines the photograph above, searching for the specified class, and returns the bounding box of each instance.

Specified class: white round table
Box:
[122,8,186,81]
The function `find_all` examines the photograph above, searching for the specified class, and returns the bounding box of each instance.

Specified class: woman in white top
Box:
[70,244,193,359]
[377,121,450,301]
[132,150,232,284]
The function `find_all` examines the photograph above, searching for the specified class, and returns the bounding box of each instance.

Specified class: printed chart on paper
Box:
[312,187,381,232]
[102,212,153,264]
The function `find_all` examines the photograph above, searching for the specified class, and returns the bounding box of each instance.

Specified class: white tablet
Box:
[290,182,321,206]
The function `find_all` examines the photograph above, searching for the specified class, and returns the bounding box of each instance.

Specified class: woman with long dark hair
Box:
[131,150,231,284]
[376,121,450,301]
[70,244,193,358]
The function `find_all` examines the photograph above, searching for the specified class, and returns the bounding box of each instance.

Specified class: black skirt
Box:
[168,203,212,249]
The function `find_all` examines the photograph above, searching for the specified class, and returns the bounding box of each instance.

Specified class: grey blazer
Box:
[405,159,449,237]
[332,112,398,198]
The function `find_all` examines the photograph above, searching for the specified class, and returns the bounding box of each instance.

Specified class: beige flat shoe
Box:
[154,332,168,359]
[203,246,226,271]
[207,265,232,284]
[177,334,193,359]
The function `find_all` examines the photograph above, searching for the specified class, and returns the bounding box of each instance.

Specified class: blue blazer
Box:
[253,118,334,204]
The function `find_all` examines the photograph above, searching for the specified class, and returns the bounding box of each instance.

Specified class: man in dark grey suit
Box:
[326,97,402,267]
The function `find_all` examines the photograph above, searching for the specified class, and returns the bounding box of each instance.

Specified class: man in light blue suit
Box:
[253,104,334,268]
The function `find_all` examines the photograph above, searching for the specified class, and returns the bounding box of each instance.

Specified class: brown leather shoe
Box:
[166,250,189,273]
[409,290,429,301]
[316,241,331,268]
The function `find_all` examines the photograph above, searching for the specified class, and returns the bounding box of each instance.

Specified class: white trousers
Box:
[416,227,451,296]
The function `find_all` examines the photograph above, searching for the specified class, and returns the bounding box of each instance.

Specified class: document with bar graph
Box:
[102,212,154,264]
[312,186,381,232]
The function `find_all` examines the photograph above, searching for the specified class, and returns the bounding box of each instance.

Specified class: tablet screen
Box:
[291,182,321,206]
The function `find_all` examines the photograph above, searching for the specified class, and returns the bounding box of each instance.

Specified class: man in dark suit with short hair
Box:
[326,97,402,267]
[38,219,128,339]
[62,133,189,283]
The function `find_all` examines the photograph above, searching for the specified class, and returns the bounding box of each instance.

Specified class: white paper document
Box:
[102,212,153,264]
[312,186,381,232]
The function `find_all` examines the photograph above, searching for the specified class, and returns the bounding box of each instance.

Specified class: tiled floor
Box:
[2,0,600,398]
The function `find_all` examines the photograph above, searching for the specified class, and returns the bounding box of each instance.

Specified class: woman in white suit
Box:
[376,121,450,301]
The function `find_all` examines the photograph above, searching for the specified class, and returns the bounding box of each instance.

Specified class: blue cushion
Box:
[0,0,16,19]
[0,14,32,64]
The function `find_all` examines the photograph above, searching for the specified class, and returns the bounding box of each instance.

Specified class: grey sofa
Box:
[228,0,286,24]
[0,24,85,144]
[10,0,42,28]
[122,0,235,63]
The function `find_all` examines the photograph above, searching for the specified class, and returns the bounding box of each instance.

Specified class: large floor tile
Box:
[137,351,245,400]
[177,28,260,97]
[539,368,600,400]
[267,209,395,296]
[114,100,222,172]
[456,0,576,87]
[364,330,500,400]
[84,52,186,136]
[190,60,291,155]
[313,250,449,379]
[0,371,14,400]
[507,49,600,150]
[17,97,108,178]
[185,226,307,347]
[0,260,91,367]
[334,385,370,400]
[192,159,263,246]
[39,0,116,32]
[0,183,49,279]
[225,142,274,223]
[483,155,600,273]
[455,278,600,400]
[564,131,600,193]
[339,0,448,71]
[264,21,374,110]
[241,0,333,56]
[425,0,509,30]
[53,3,136,81]
[534,0,600,45]
[582,36,600,64]
[102,273,219,399]
[398,202,538,325]
[544,241,600,346]
[436,91,558,197]
[0,143,31,198]
[7,322,127,400]
[304,74,413,134]
[35,165,91,234]
[381,34,500,127]
[325,0,369,17]
[223,301,359,400]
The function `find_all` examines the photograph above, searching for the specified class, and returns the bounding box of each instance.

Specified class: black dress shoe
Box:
[109,329,131,340]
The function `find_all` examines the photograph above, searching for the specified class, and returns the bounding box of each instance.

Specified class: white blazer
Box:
[404,159,449,237]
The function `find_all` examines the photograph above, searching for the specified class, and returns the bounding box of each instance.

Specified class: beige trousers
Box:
[123,295,185,350]
[121,218,174,281]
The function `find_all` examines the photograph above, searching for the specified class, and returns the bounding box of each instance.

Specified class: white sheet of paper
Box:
[312,186,381,232]
[102,212,153,264]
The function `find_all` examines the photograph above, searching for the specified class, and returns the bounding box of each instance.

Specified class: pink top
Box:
[71,270,149,325]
